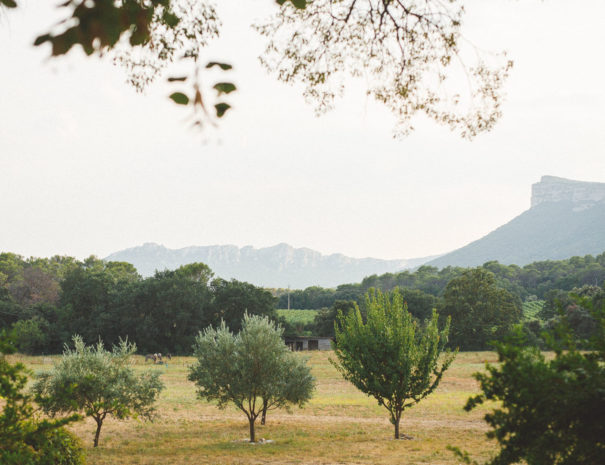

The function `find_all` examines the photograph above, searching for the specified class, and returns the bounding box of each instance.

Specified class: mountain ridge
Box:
[427,176,605,268]
[105,243,439,288]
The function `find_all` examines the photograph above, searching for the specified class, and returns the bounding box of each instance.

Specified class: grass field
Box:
[12,351,500,465]
[277,309,319,326]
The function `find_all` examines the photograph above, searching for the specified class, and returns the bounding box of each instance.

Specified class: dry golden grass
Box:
[15,351,501,464]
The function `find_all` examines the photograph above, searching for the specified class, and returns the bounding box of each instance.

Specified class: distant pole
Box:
[287,285,290,311]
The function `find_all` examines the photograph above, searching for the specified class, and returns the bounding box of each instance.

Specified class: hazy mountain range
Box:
[106,176,605,288]
[105,243,438,289]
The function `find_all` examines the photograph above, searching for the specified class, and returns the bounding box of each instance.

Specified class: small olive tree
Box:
[33,336,164,447]
[333,288,455,439]
[188,314,315,442]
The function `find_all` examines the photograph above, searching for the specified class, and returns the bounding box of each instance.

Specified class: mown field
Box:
[522,300,545,320]
[277,309,319,325]
[14,351,500,465]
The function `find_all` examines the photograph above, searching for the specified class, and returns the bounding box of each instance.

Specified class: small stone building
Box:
[284,336,333,351]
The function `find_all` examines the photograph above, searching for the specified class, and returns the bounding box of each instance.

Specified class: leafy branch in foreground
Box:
[0,333,84,465]
[452,291,605,465]
[333,288,455,439]
[4,0,513,137]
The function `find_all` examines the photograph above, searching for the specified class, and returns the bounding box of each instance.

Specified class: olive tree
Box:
[33,336,164,447]
[260,349,316,425]
[188,314,315,442]
[333,288,455,439]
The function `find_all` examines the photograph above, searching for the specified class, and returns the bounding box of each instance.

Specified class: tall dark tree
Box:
[313,300,356,337]
[441,268,521,350]
[210,278,276,333]
[122,269,213,354]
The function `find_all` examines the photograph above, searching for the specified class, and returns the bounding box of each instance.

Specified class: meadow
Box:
[277,309,319,326]
[14,351,499,465]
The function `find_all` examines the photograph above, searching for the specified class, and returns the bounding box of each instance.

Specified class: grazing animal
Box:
[165,353,172,360]
[145,354,156,363]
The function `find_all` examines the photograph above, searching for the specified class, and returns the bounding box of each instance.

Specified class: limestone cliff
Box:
[531,176,605,211]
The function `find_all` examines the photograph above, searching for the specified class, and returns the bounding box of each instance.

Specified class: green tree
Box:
[333,288,455,439]
[58,262,135,346]
[0,334,84,465]
[10,317,48,354]
[453,292,605,465]
[188,314,315,442]
[313,300,356,337]
[175,262,214,285]
[119,269,213,353]
[441,268,522,350]
[210,278,277,333]
[33,336,164,447]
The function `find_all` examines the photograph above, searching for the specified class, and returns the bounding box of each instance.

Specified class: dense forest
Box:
[0,254,275,354]
[1,251,604,353]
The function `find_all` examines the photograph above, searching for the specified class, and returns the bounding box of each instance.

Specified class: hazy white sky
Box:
[1,0,604,261]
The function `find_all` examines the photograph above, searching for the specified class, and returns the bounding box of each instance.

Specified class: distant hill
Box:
[105,243,438,289]
[427,176,605,268]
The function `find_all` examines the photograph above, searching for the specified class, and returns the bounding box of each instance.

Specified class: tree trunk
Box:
[93,417,104,447]
[261,400,267,425]
[249,416,256,443]
[394,417,400,439]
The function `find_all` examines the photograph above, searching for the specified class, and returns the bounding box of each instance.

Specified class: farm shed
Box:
[285,336,333,351]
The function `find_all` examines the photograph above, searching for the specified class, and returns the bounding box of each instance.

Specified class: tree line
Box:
[2,251,604,353]
[277,253,605,350]
[275,253,605,309]
[0,254,276,354]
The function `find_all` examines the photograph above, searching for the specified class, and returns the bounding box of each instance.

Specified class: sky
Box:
[1,0,604,261]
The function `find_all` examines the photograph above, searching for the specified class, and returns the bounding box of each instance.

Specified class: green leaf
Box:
[33,34,51,47]
[206,62,233,71]
[1,0,18,8]
[275,0,306,8]
[162,10,180,28]
[169,92,189,105]
[167,76,188,82]
[213,82,236,95]
[215,103,231,118]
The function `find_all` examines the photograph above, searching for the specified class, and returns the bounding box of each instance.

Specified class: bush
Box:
[0,333,84,465]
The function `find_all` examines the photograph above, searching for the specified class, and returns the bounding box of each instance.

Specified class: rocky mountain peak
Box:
[531,176,605,211]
